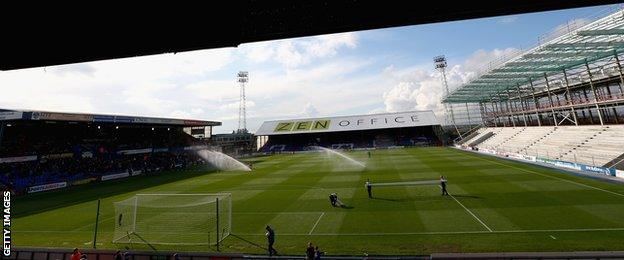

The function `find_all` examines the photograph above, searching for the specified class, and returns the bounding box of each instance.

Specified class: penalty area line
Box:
[309,212,325,235]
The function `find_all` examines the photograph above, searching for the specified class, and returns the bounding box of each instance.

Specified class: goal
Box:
[112,193,231,246]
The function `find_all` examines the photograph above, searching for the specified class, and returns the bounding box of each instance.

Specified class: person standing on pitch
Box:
[440,175,449,196]
[367,151,371,158]
[266,225,278,256]
[305,242,316,260]
[365,179,372,198]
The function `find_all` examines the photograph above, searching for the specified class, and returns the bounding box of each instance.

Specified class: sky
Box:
[0,4,621,134]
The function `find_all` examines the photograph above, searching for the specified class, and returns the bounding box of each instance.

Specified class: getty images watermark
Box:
[3,191,10,257]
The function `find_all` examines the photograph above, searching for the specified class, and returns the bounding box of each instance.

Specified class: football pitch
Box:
[13,147,624,255]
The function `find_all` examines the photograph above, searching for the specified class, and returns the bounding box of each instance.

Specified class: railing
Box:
[483,92,624,118]
[453,124,484,144]
[4,247,430,260]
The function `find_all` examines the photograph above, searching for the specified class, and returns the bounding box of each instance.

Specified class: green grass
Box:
[12,147,624,256]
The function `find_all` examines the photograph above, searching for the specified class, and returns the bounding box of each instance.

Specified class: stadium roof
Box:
[2,1,618,70]
[443,8,624,104]
[0,108,220,127]
[255,110,439,136]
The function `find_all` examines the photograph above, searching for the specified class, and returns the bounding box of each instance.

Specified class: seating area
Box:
[559,125,624,166]
[524,126,606,160]
[474,127,524,150]
[503,127,555,153]
[460,125,624,168]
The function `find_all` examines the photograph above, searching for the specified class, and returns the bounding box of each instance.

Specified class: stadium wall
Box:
[455,145,624,181]
[9,247,624,259]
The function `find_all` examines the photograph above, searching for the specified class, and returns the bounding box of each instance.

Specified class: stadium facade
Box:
[211,130,257,156]
[0,108,220,194]
[255,110,445,152]
[444,8,624,179]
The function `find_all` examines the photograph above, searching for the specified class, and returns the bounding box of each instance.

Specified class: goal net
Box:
[112,193,231,246]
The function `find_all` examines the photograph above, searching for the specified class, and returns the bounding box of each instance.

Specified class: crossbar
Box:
[369,180,440,187]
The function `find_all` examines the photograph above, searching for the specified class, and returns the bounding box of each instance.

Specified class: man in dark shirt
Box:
[365,179,372,198]
[266,225,277,256]
[305,242,316,259]
[440,175,448,196]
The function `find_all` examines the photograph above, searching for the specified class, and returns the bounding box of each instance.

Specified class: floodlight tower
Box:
[237,71,249,132]
[434,56,462,138]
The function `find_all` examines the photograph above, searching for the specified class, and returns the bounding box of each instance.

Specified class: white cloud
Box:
[380,48,518,120]
[243,42,275,63]
[239,32,358,68]
[463,48,520,75]
[0,48,235,119]
[301,102,319,117]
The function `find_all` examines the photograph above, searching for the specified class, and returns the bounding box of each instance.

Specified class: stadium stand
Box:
[445,8,624,177]
[460,125,624,169]
[0,109,220,194]
[258,128,441,152]
[255,111,444,152]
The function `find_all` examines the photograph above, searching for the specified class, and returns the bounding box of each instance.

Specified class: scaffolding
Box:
[444,7,624,128]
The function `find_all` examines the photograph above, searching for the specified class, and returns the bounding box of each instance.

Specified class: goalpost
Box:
[112,193,231,246]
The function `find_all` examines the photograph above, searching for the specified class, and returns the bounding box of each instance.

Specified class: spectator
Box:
[114,251,122,260]
[70,248,81,260]
[123,247,132,260]
[305,242,315,260]
[314,246,323,260]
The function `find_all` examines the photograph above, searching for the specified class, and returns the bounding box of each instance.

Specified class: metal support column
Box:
[543,74,558,126]
[465,103,471,126]
[529,78,542,126]
[515,85,528,127]
[508,89,522,127]
[585,59,604,126]
[614,51,624,94]
[490,98,499,127]
[493,98,504,127]
[502,92,516,127]
[604,77,619,124]
[479,102,487,126]
[562,69,578,126]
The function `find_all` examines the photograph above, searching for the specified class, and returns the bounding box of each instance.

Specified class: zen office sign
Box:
[275,120,330,132]
[257,110,439,135]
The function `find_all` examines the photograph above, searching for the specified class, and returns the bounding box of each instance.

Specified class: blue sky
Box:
[0,4,621,133]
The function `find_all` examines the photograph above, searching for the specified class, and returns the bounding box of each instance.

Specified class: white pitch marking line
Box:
[309,212,325,235]
[17,227,624,235]
[549,235,557,240]
[447,190,493,232]
[235,227,624,236]
[457,150,624,198]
